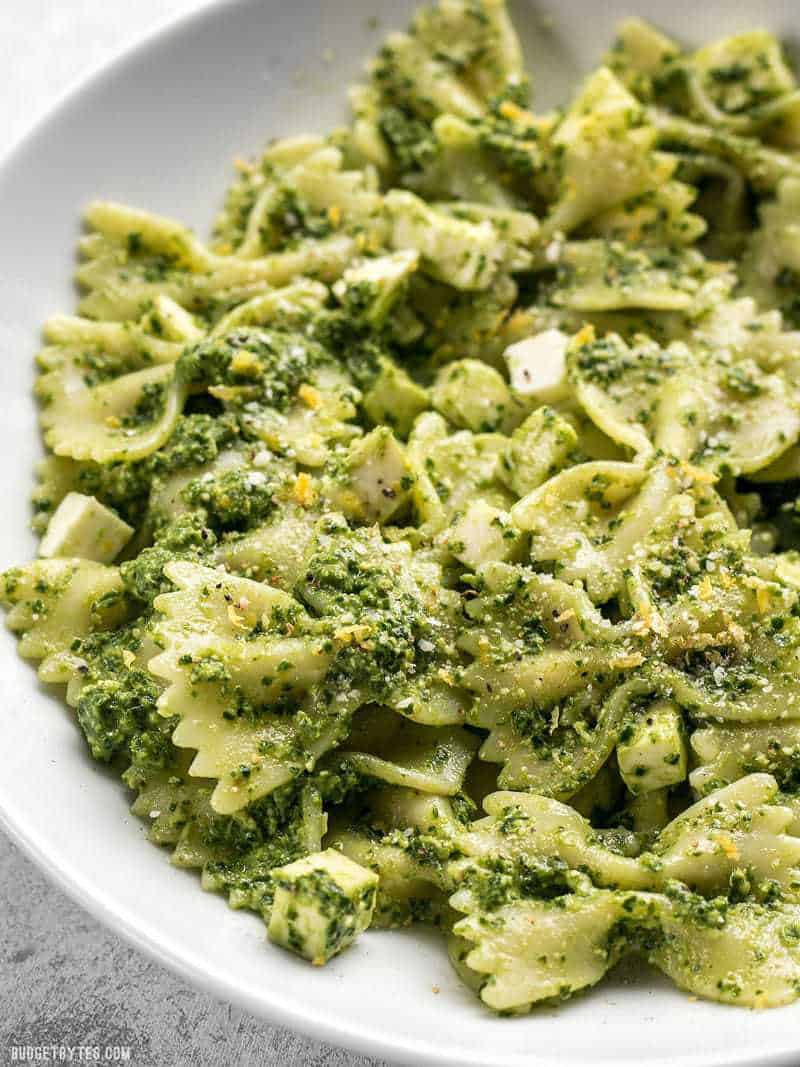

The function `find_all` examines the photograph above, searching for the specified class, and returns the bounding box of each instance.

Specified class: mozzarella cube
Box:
[39,492,133,563]
[334,427,414,523]
[268,849,378,965]
[442,500,524,569]
[617,700,688,795]
[505,329,569,401]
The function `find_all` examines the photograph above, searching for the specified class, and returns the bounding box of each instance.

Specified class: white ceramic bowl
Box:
[3,3,800,1064]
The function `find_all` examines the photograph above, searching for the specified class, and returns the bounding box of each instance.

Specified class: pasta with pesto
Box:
[10,0,800,1012]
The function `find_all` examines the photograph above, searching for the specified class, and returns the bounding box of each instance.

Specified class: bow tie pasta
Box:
[10,0,800,1016]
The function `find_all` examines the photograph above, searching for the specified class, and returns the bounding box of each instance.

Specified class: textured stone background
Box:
[0,3,382,1064]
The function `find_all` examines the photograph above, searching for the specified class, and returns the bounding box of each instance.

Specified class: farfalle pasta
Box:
[8,0,800,1011]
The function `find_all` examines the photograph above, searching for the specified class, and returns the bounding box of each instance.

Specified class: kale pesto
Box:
[7,0,800,1018]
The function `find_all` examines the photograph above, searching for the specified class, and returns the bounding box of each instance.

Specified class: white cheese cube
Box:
[617,700,688,795]
[442,500,524,569]
[268,849,378,965]
[333,427,414,523]
[39,492,133,563]
[504,329,569,401]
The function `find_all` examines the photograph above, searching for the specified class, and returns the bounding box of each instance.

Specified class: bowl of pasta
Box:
[4,0,800,1063]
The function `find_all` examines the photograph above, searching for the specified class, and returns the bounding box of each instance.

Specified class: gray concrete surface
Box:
[0,3,383,1063]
